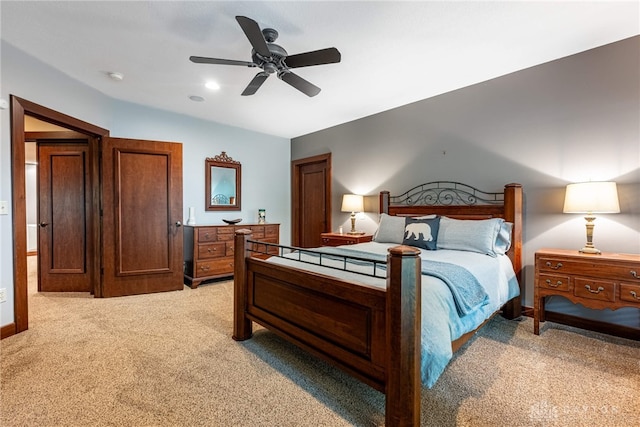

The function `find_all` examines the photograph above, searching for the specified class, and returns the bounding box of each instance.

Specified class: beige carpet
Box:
[1,257,638,426]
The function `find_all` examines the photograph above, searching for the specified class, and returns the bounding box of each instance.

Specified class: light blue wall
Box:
[0,41,290,328]
[292,36,640,325]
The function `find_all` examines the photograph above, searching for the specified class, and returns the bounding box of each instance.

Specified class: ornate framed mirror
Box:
[205,152,241,211]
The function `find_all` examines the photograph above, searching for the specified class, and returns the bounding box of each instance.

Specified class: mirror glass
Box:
[205,152,241,211]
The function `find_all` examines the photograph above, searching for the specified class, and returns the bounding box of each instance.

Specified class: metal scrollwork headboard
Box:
[390,181,504,206]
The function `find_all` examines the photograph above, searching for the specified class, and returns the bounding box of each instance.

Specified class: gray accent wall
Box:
[292,36,640,325]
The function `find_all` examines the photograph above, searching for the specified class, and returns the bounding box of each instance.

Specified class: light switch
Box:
[0,201,8,215]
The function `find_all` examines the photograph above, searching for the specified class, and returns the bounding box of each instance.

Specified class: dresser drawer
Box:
[619,283,640,306]
[264,225,279,237]
[538,256,638,282]
[225,241,235,257]
[197,242,226,259]
[248,225,265,239]
[197,228,217,243]
[216,226,236,241]
[538,274,570,292]
[573,278,616,302]
[194,258,234,277]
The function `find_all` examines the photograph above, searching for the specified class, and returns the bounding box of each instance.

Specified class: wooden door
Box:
[100,137,183,297]
[292,153,331,247]
[37,142,93,292]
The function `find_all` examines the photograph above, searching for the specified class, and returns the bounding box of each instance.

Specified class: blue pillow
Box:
[437,216,511,257]
[402,217,440,250]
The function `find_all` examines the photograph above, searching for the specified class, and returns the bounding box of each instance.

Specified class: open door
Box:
[100,137,183,298]
[37,141,93,292]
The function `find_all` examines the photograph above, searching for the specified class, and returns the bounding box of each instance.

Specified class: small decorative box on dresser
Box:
[320,232,373,246]
[534,248,640,335]
[184,223,279,288]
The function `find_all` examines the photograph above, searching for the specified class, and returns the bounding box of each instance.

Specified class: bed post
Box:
[386,245,422,427]
[233,229,253,341]
[502,183,523,319]
[380,190,390,214]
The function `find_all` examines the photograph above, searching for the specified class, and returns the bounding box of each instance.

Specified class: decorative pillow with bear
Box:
[402,217,440,250]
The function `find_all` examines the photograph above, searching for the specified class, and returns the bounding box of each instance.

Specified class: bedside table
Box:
[534,248,640,335]
[321,232,373,246]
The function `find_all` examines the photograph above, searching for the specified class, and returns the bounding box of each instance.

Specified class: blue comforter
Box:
[314,247,489,316]
[278,244,520,388]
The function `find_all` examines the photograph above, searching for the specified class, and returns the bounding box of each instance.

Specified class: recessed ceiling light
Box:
[107,72,124,81]
[205,81,220,90]
[189,95,205,102]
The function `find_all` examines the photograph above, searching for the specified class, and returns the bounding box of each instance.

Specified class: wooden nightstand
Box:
[320,232,373,247]
[534,248,640,335]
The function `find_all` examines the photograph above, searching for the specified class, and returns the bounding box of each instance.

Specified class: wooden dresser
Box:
[534,248,640,335]
[184,223,279,288]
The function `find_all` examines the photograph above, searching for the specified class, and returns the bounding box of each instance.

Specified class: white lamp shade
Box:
[563,181,620,214]
[341,194,364,213]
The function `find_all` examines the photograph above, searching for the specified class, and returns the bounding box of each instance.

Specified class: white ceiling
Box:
[2,1,638,139]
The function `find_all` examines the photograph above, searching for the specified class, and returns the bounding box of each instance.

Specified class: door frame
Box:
[8,96,109,336]
[291,153,332,247]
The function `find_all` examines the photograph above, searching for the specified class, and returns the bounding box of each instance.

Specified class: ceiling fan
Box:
[190,16,341,97]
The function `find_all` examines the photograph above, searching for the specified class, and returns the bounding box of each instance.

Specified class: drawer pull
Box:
[545,261,563,270]
[207,247,216,253]
[630,291,640,300]
[545,279,563,288]
[631,270,639,280]
[584,284,605,294]
[200,266,210,271]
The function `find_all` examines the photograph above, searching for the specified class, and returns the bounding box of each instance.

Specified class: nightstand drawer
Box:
[620,283,640,305]
[197,242,226,259]
[538,274,570,292]
[574,278,616,302]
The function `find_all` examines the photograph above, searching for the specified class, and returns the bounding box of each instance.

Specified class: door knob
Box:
[39,222,49,228]
[175,221,182,227]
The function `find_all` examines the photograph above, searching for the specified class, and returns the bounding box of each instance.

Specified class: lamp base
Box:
[347,231,365,235]
[579,246,601,254]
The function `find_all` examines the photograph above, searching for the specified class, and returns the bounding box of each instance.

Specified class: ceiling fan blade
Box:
[279,72,321,97]
[241,72,269,96]
[285,48,341,69]
[235,16,271,58]
[190,56,256,67]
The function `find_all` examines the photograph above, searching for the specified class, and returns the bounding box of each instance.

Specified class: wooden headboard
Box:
[380,181,523,316]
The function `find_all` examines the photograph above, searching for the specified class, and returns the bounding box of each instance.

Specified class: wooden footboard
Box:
[233,230,422,426]
[232,182,523,426]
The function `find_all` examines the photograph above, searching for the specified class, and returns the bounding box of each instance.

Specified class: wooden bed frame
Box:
[233,182,523,426]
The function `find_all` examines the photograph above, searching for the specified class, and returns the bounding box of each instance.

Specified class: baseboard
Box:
[1,323,16,340]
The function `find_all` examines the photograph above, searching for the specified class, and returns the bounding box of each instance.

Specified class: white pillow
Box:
[373,213,406,244]
[437,216,512,257]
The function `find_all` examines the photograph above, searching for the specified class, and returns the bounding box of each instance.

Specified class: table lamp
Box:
[341,194,364,235]
[563,181,620,254]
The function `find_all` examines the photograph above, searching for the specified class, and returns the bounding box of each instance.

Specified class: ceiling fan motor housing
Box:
[252,42,288,74]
